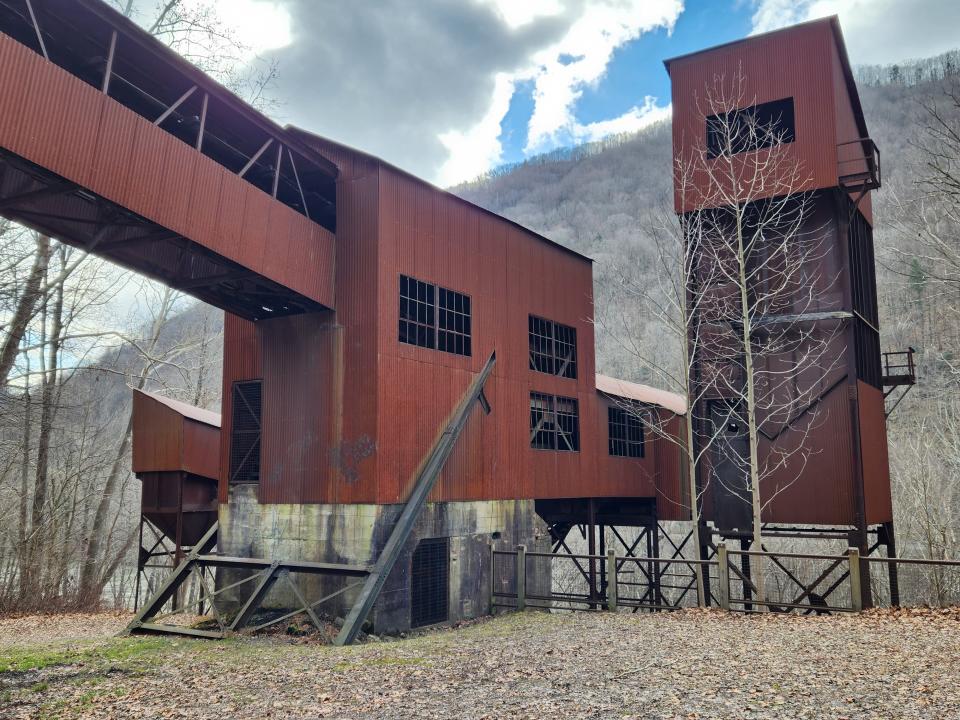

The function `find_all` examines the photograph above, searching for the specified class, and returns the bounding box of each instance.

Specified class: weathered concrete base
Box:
[218,485,550,635]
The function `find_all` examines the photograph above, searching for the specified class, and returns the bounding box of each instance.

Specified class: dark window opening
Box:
[608,405,645,458]
[399,275,435,349]
[529,315,577,379]
[410,537,449,628]
[438,287,472,357]
[399,275,471,356]
[229,380,262,484]
[706,97,796,158]
[848,203,881,388]
[530,392,580,452]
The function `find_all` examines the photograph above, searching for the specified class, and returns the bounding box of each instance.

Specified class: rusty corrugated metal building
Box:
[665,17,907,589]
[0,0,688,631]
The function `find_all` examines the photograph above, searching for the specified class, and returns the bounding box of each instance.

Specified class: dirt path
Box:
[2,608,959,719]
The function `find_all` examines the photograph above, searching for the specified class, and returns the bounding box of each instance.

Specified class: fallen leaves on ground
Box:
[1,607,959,719]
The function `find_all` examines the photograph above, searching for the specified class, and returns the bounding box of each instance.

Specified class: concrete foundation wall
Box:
[218,485,550,634]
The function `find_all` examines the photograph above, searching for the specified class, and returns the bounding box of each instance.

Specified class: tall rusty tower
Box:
[665,17,914,606]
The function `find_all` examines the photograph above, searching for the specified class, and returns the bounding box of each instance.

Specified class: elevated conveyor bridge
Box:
[0,0,338,320]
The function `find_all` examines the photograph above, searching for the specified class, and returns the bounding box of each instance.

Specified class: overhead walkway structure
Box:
[0,0,337,320]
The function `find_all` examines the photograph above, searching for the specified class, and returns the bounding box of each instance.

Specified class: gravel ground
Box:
[2,607,959,719]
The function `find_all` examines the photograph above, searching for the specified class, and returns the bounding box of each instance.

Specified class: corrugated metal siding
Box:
[132,392,182,473]
[653,413,689,521]
[830,39,874,226]
[258,313,339,504]
[0,31,335,308]
[858,381,893,524]
[181,421,220,480]
[258,133,382,505]
[132,392,219,479]
[669,20,839,213]
[594,394,659,498]
[373,165,648,506]
[758,381,857,525]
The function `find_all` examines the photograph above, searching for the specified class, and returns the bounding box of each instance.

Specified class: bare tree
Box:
[670,69,841,607]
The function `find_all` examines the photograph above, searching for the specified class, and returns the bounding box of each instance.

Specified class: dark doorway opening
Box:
[410,537,449,628]
[709,400,752,532]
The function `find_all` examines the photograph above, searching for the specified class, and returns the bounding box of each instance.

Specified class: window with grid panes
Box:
[399,274,471,356]
[608,405,645,458]
[529,392,580,451]
[528,315,576,379]
[399,275,435,349]
[438,287,471,356]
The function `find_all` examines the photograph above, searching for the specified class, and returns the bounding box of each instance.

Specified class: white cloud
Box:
[437,73,518,186]
[750,0,960,65]
[572,96,672,143]
[524,0,683,153]
[210,0,292,54]
[438,0,682,184]
[483,0,566,29]
[261,0,681,186]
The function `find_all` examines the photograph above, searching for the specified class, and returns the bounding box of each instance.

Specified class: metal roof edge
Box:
[72,0,338,179]
[663,15,838,72]
[285,126,594,265]
[132,387,221,428]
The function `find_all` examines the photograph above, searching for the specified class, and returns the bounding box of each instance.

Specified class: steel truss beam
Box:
[707,521,899,612]
[545,516,701,612]
[127,522,372,639]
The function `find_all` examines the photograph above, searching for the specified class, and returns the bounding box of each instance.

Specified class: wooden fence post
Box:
[848,547,863,612]
[607,548,617,611]
[516,544,526,611]
[717,542,730,611]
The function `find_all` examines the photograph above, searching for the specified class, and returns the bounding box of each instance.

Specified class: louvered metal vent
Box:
[229,380,262,484]
[410,537,449,628]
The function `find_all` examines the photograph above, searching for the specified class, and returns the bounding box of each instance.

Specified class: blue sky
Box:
[496,1,753,167]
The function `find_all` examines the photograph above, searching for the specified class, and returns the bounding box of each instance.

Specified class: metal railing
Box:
[881,349,916,383]
[837,137,881,190]
[491,543,960,615]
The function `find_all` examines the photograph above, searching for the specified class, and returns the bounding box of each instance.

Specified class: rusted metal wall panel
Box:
[593,394,658,498]
[326,150,380,504]
[373,165,653,506]
[258,312,338,504]
[132,391,219,480]
[0,32,335,308]
[758,381,856,525]
[669,20,839,213]
[858,381,893,524]
[258,134,382,505]
[653,413,688,521]
[181,420,221,481]
[830,39,874,226]
[132,391,182,473]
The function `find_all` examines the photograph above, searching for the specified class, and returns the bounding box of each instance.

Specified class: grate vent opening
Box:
[410,537,449,628]
[229,380,262,484]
